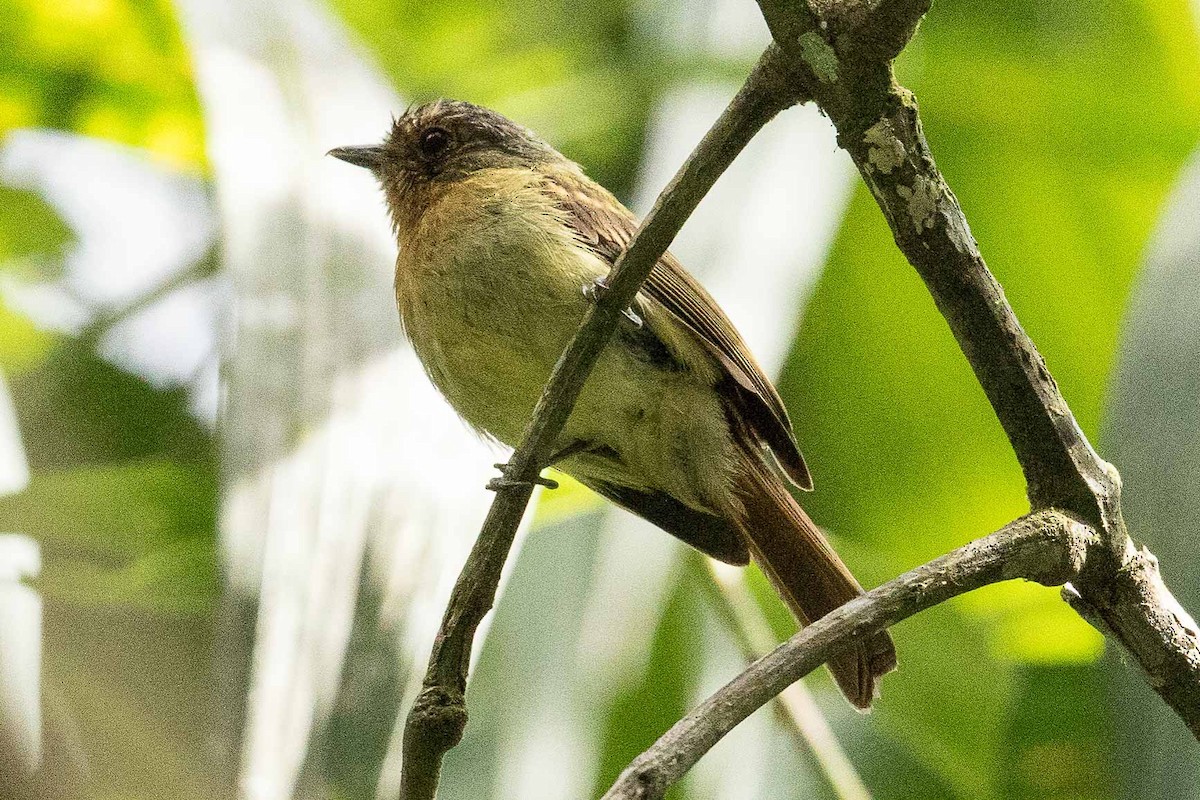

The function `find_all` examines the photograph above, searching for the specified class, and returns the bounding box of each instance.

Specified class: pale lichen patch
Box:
[895,175,939,232]
[863,119,905,175]
[797,31,839,84]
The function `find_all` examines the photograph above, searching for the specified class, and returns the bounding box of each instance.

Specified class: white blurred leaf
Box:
[173,1,508,797]
[1101,147,1200,799]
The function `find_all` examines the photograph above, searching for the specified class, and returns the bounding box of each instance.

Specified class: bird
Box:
[329,99,896,708]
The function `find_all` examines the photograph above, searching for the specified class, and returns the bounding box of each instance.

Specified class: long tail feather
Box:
[733,454,897,709]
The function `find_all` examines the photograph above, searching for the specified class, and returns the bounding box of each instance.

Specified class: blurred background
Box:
[1,0,1199,798]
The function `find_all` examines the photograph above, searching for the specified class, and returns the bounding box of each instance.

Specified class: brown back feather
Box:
[542,165,812,490]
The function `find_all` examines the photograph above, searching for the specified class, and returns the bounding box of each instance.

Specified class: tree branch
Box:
[753,0,1200,740]
[602,511,1095,800]
[757,0,1111,524]
[397,46,810,800]
[693,554,872,800]
[1064,542,1200,736]
[401,0,1200,794]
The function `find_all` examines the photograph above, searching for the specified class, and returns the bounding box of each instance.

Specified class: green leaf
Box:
[7,341,212,470]
[998,664,1116,800]
[0,294,55,373]
[0,181,72,374]
[0,459,217,612]
[0,458,214,555]
[0,183,72,271]
[533,470,605,528]
[955,581,1104,664]
[0,0,206,170]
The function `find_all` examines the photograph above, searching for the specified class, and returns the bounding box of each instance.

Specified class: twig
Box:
[79,244,220,345]
[602,511,1095,800]
[397,46,811,799]
[691,553,871,800]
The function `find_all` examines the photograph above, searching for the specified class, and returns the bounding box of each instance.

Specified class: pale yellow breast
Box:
[394,168,608,444]
[391,168,742,517]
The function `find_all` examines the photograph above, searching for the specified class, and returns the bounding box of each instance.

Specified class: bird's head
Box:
[328,100,559,212]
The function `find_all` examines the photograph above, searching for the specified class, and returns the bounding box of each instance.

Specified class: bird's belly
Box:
[408,282,738,515]
[394,176,737,515]
[415,322,564,445]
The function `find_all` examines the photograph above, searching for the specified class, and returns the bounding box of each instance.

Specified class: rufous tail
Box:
[733,454,897,709]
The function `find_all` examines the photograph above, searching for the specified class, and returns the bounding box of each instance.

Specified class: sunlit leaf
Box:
[0,296,55,373]
[532,472,605,528]
[0,0,205,170]
[0,184,72,272]
[955,582,1104,664]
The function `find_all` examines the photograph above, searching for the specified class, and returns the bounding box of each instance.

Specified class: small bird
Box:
[330,100,896,708]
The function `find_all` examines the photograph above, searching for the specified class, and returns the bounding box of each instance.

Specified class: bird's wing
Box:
[543,166,812,490]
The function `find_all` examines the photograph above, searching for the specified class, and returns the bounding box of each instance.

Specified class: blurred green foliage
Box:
[0,0,1198,798]
[0,0,205,169]
[0,1,217,797]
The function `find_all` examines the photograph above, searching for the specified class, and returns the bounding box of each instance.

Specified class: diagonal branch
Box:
[397,45,811,800]
[602,510,1095,800]
[400,0,1200,795]
[752,0,1200,740]
[693,554,872,800]
[756,0,1111,525]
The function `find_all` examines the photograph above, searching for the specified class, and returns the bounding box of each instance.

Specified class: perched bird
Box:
[330,100,896,708]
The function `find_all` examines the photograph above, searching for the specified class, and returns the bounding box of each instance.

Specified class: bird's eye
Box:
[418,127,452,158]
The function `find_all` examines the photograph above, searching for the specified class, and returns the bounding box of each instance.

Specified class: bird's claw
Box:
[582,276,609,304]
[487,462,559,492]
[582,277,642,328]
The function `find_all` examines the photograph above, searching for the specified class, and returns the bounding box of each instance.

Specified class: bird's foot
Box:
[582,276,642,328]
[581,275,609,304]
[487,462,559,492]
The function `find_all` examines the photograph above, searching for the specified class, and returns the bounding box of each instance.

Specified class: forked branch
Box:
[752,0,1200,734]
[399,0,1200,796]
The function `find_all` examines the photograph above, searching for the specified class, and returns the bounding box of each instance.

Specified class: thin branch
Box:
[397,46,810,800]
[692,554,871,800]
[603,511,1095,800]
[79,243,220,346]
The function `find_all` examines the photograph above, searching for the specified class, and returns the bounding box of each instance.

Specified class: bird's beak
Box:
[327,144,385,172]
